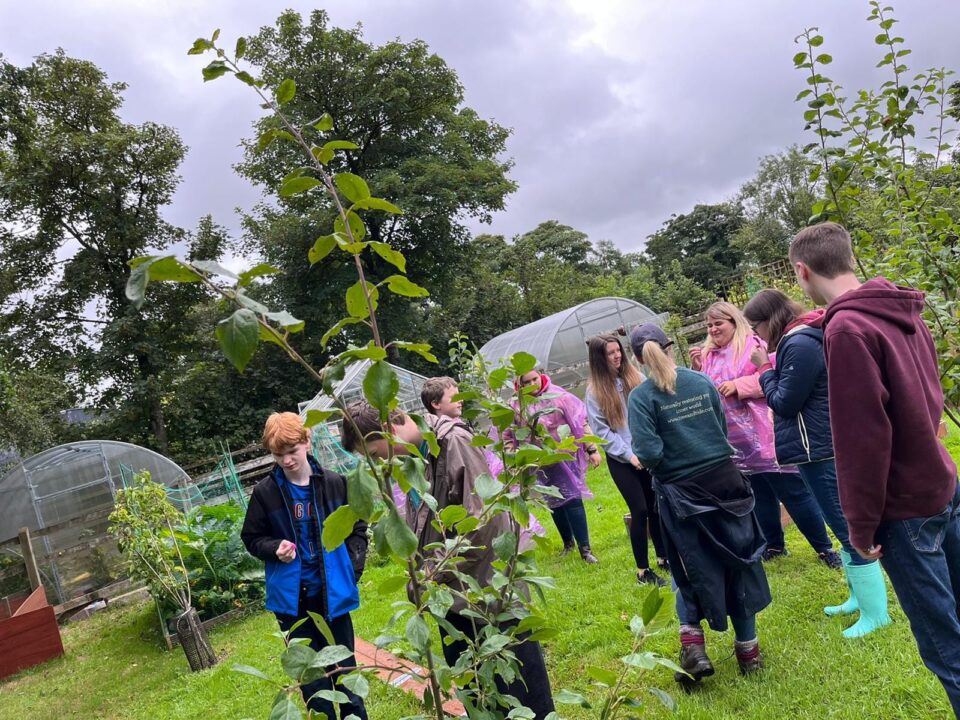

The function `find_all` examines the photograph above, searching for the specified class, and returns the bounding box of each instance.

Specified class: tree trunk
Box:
[149,390,169,454]
[175,608,217,671]
[133,355,169,454]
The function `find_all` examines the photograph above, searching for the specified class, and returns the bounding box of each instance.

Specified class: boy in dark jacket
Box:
[790,222,960,716]
[241,412,368,719]
[341,400,556,720]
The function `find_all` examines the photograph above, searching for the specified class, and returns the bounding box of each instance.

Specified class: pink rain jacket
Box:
[701,335,791,475]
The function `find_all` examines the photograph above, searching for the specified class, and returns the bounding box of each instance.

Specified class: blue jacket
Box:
[758,326,834,465]
[240,457,367,618]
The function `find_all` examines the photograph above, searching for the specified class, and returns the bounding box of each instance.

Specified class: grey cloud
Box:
[2,0,958,256]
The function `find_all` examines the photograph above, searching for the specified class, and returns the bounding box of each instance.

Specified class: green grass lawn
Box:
[3,452,958,720]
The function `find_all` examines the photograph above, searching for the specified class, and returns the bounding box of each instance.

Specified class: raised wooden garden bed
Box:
[0,585,64,679]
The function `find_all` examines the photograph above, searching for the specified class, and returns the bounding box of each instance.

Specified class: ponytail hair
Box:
[641,342,677,395]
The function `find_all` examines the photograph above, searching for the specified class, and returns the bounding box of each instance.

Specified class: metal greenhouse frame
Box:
[478,297,668,394]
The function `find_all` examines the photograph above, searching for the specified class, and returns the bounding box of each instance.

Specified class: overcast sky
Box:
[2,0,959,255]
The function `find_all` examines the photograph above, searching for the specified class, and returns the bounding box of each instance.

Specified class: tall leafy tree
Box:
[0,357,76,465]
[414,233,525,364]
[591,260,715,319]
[0,51,206,453]
[643,202,745,289]
[591,239,638,276]
[734,146,820,266]
[794,8,960,420]
[235,10,516,371]
[505,221,597,323]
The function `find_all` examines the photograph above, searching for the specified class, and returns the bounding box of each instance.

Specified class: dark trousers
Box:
[440,612,556,719]
[749,470,833,553]
[550,498,590,548]
[275,593,367,720]
[607,457,667,567]
[797,460,871,565]
[875,482,960,717]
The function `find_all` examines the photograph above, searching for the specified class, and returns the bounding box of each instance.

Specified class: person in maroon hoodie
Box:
[744,289,891,639]
[789,222,960,716]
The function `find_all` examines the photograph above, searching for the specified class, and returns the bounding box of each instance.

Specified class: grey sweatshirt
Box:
[585,379,633,464]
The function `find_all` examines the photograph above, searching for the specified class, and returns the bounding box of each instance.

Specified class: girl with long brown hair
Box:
[586,333,667,585]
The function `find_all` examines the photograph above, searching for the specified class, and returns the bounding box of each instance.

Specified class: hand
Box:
[588,451,602,469]
[750,346,769,369]
[629,455,643,469]
[717,380,738,398]
[855,544,883,561]
[276,539,297,563]
[688,346,703,371]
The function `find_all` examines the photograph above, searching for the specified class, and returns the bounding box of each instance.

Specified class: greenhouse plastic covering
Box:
[0,441,192,606]
[479,297,668,391]
[0,440,190,542]
[299,359,428,417]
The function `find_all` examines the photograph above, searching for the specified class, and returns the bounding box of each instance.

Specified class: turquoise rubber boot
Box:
[824,549,858,617]
[842,558,892,639]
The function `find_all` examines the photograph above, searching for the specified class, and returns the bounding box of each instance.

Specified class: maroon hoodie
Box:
[822,277,957,549]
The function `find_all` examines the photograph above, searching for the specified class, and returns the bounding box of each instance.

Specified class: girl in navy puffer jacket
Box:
[744,289,891,640]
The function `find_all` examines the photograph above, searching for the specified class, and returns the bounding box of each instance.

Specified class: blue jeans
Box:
[875,482,960,717]
[797,460,871,566]
[749,471,833,553]
[551,498,591,548]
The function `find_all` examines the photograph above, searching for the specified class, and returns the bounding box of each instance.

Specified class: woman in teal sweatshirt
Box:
[627,324,771,688]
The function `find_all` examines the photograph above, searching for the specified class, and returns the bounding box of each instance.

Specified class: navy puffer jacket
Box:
[758,326,834,464]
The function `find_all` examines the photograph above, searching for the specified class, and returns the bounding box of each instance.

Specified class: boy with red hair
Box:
[241,412,369,719]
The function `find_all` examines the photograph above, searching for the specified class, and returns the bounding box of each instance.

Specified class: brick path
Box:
[354,637,465,716]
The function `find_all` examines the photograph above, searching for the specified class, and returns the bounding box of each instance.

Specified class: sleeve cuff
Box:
[847,521,880,551]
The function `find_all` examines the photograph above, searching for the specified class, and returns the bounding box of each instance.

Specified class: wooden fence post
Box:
[18,527,41,591]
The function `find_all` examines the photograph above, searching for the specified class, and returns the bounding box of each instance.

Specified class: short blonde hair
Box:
[262,412,309,453]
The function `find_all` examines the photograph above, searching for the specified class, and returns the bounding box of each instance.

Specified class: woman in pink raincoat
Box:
[690,302,839,567]
[514,369,602,563]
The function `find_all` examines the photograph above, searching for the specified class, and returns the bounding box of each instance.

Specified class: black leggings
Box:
[275,596,367,719]
[607,457,667,568]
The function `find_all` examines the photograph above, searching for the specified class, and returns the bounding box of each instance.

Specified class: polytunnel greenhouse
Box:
[0,441,193,606]
[299,359,429,418]
[479,297,668,394]
[299,359,429,463]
